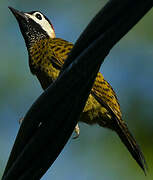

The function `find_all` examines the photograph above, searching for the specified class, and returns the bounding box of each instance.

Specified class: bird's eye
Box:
[35,13,42,20]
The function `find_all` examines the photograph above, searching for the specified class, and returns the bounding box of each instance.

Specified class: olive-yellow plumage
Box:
[29,38,122,129]
[9,7,147,173]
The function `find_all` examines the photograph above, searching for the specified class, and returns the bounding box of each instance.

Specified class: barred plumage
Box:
[29,38,122,127]
[9,7,147,173]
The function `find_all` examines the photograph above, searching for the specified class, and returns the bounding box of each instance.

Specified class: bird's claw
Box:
[19,117,24,124]
[73,124,80,139]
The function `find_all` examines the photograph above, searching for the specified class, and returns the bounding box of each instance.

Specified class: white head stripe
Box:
[25,12,55,38]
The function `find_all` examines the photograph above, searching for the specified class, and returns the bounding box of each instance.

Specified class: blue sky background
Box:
[0,0,153,179]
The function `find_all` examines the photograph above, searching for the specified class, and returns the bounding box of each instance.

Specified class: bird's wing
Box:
[91,72,122,120]
[91,72,147,172]
[50,39,122,120]
[50,38,74,69]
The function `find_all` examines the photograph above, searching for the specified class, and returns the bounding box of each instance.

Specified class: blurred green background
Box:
[0,0,153,179]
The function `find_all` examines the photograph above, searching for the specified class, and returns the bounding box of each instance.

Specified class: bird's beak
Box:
[8,7,28,22]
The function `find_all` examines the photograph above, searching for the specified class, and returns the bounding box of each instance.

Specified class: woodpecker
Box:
[9,7,147,173]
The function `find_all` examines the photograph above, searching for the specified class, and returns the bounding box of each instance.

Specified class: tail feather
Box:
[114,120,147,174]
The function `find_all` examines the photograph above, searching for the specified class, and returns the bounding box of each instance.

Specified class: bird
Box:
[9,7,147,173]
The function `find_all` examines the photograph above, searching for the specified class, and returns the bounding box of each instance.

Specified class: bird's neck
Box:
[27,37,73,90]
[27,38,61,89]
[28,38,51,73]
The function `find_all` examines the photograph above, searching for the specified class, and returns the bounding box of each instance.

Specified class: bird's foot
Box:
[73,124,80,139]
[19,117,24,124]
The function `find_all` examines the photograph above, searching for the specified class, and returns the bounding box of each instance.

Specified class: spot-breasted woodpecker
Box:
[9,7,147,173]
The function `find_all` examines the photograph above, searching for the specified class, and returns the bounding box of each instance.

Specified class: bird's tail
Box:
[114,119,147,174]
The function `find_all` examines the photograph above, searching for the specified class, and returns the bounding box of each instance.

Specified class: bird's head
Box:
[9,7,55,48]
